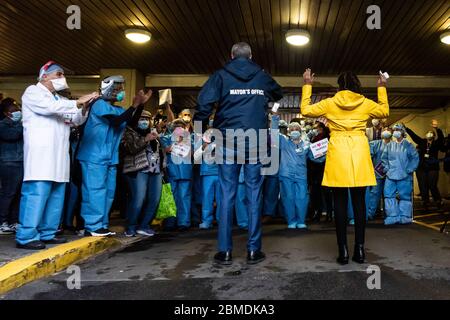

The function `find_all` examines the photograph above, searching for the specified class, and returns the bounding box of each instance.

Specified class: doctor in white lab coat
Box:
[16,61,99,250]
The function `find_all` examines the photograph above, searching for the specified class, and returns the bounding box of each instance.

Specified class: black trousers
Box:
[332,187,367,247]
[417,169,441,204]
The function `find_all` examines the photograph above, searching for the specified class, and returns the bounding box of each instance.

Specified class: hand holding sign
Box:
[310,138,329,159]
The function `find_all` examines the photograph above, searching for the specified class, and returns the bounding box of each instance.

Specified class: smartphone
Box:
[379,71,390,80]
[272,103,280,113]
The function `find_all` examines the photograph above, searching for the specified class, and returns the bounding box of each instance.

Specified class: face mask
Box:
[116,91,126,102]
[138,120,150,130]
[381,131,392,139]
[372,119,380,127]
[426,133,434,140]
[10,111,22,122]
[50,77,69,91]
[183,116,191,123]
[290,131,301,140]
[393,131,402,139]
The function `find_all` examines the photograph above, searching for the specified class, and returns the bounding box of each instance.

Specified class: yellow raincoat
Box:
[301,85,389,187]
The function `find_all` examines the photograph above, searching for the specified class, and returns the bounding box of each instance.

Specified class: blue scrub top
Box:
[161,132,194,180]
[194,140,219,176]
[77,99,126,166]
[381,139,419,181]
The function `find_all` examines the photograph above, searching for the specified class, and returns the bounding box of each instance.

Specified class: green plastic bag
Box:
[156,182,177,220]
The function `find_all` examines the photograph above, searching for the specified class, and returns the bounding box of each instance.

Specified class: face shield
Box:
[101,75,126,102]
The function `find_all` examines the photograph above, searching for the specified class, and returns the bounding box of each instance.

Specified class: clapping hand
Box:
[132,89,153,108]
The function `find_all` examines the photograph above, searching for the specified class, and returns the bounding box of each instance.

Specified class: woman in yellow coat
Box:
[301,69,389,265]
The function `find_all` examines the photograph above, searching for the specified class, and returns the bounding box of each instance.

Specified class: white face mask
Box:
[50,77,69,91]
[372,119,380,127]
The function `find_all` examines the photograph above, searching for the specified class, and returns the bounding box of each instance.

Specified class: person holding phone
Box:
[301,69,389,265]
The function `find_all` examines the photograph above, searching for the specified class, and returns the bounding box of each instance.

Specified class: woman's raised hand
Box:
[303,68,315,85]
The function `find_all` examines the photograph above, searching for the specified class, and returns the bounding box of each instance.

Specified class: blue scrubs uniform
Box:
[366,140,389,219]
[273,116,325,228]
[16,182,66,244]
[197,143,221,229]
[161,133,193,228]
[381,139,419,225]
[76,99,126,232]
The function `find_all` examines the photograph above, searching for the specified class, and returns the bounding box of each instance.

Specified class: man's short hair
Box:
[231,42,252,59]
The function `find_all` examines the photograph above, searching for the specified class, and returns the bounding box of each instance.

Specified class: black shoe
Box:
[214,251,233,265]
[42,236,68,244]
[247,250,266,265]
[337,245,349,265]
[16,240,46,250]
[352,244,366,264]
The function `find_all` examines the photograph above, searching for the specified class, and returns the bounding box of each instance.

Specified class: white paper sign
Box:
[159,89,173,105]
[171,143,191,158]
[310,138,328,159]
[272,102,280,113]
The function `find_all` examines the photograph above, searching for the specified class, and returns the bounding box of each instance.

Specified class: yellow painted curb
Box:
[0,237,121,295]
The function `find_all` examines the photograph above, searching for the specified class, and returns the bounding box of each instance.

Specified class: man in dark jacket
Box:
[405,120,444,209]
[194,42,283,265]
[0,98,23,234]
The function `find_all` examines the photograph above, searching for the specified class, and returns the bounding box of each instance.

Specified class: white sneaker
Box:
[0,222,14,235]
[9,223,19,233]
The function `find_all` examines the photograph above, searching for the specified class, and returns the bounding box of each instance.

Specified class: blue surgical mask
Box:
[116,91,126,102]
[393,131,402,139]
[290,131,301,140]
[10,111,22,122]
[382,131,392,139]
[138,120,150,130]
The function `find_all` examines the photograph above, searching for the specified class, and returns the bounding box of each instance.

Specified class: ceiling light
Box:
[286,29,310,46]
[125,29,152,44]
[440,31,450,45]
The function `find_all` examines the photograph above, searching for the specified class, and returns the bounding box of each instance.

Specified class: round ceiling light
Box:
[440,31,450,45]
[286,29,310,46]
[125,29,152,44]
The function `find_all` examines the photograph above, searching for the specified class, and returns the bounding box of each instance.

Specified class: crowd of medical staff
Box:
[0,61,449,254]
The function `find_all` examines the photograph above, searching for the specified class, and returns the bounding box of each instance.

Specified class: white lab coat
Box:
[21,82,88,182]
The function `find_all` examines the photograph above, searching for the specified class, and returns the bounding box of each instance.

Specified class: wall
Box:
[398,107,450,198]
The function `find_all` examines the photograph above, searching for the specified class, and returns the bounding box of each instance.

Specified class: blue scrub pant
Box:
[263,175,280,217]
[235,182,249,228]
[280,178,309,226]
[366,178,385,219]
[62,181,80,227]
[201,175,221,228]
[126,172,162,232]
[170,179,192,228]
[218,163,264,252]
[384,177,413,225]
[80,162,117,232]
[16,181,66,245]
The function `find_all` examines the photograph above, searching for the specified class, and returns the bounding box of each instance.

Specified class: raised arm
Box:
[404,127,423,145]
[300,69,329,118]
